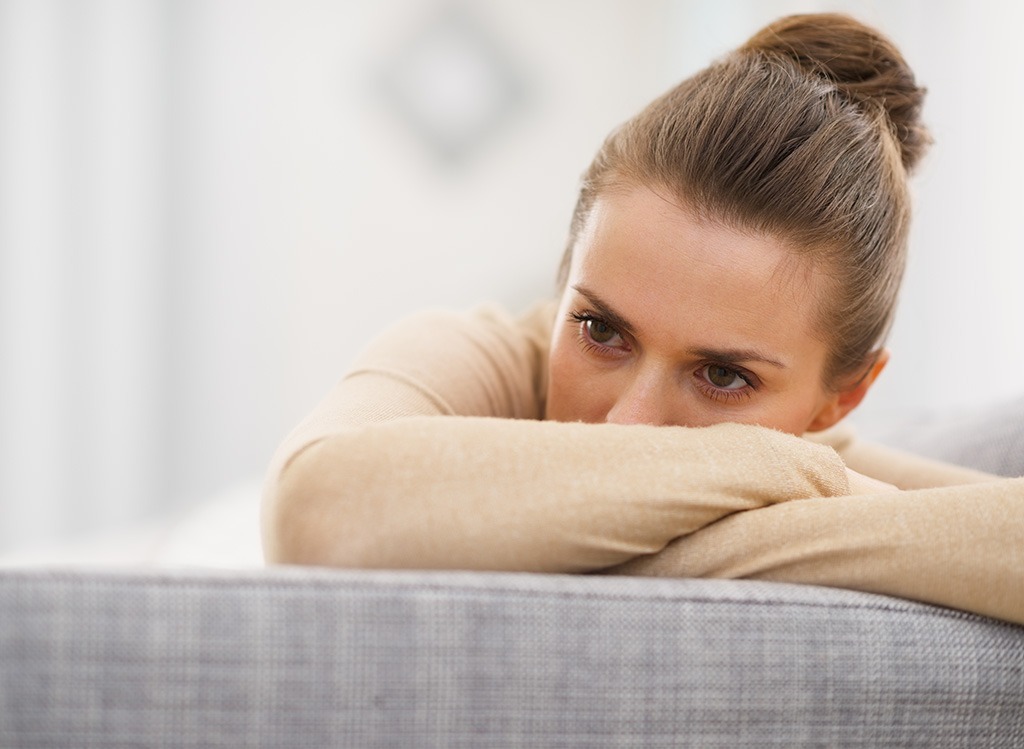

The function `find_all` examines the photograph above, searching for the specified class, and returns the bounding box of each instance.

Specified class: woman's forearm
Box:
[607,478,1024,625]
[263,416,851,572]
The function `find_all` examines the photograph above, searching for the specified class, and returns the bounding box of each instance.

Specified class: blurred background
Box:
[1,0,1022,560]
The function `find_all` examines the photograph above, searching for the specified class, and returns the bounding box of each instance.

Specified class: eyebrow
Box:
[571,284,789,370]
[572,285,638,338]
[690,347,787,370]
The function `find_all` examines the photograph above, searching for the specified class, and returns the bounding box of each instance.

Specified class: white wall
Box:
[1,0,1022,554]
[162,0,678,519]
[1,0,167,548]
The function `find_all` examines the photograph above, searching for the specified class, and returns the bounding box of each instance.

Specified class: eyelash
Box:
[569,308,758,403]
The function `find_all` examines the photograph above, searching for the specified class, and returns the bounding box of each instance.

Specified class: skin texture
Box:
[546,183,887,435]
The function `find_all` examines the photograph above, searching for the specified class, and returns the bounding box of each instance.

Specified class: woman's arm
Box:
[265,415,851,571]
[607,478,1024,626]
[262,304,852,571]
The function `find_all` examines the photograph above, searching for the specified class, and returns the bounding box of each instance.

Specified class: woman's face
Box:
[546,183,870,435]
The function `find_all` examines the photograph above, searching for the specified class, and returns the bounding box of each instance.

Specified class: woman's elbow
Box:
[259,438,371,567]
[260,475,322,566]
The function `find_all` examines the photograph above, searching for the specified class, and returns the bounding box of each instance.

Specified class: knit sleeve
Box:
[263,302,553,482]
[607,477,1024,626]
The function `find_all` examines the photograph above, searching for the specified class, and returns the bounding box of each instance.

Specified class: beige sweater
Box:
[264,302,1024,625]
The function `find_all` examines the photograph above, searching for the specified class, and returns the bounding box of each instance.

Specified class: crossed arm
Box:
[262,305,1024,625]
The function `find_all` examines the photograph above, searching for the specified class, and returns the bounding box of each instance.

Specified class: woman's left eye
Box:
[701,364,750,391]
[583,318,620,345]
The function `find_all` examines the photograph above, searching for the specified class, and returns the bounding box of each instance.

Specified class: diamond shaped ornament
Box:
[378,4,527,164]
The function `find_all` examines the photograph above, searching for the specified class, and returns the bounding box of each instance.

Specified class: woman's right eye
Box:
[570,312,628,353]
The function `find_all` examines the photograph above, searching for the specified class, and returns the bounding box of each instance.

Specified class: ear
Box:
[806,349,890,432]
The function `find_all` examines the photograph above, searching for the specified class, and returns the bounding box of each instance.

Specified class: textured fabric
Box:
[271,416,852,571]
[867,394,1024,478]
[2,567,1023,749]
[608,477,1024,625]
[263,303,1024,625]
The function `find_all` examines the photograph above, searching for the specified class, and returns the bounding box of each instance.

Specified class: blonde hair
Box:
[559,13,930,386]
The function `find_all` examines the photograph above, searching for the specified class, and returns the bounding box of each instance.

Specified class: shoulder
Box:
[349,300,558,420]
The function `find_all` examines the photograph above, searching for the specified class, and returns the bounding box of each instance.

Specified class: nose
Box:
[604,368,677,426]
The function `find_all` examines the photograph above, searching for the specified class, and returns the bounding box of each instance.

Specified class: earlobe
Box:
[806,349,890,432]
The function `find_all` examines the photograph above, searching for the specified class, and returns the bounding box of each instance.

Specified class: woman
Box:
[263,14,1023,624]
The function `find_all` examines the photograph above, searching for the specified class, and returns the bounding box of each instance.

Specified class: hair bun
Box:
[741,13,930,172]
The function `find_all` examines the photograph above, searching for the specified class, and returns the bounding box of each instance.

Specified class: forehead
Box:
[570,184,827,353]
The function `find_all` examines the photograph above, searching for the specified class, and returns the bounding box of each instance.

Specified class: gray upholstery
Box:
[2,567,1023,748]
[2,393,1023,748]
[864,394,1024,477]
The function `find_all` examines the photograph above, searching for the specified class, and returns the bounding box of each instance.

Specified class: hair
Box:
[558,13,931,387]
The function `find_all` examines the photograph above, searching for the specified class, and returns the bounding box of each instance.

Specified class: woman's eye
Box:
[585,318,619,345]
[570,312,627,351]
[702,364,748,390]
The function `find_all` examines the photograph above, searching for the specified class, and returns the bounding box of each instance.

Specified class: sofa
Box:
[2,398,1023,748]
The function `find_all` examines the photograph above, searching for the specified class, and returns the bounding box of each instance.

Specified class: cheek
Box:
[768,386,832,436]
[769,408,817,436]
[545,332,604,422]
[545,334,578,421]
